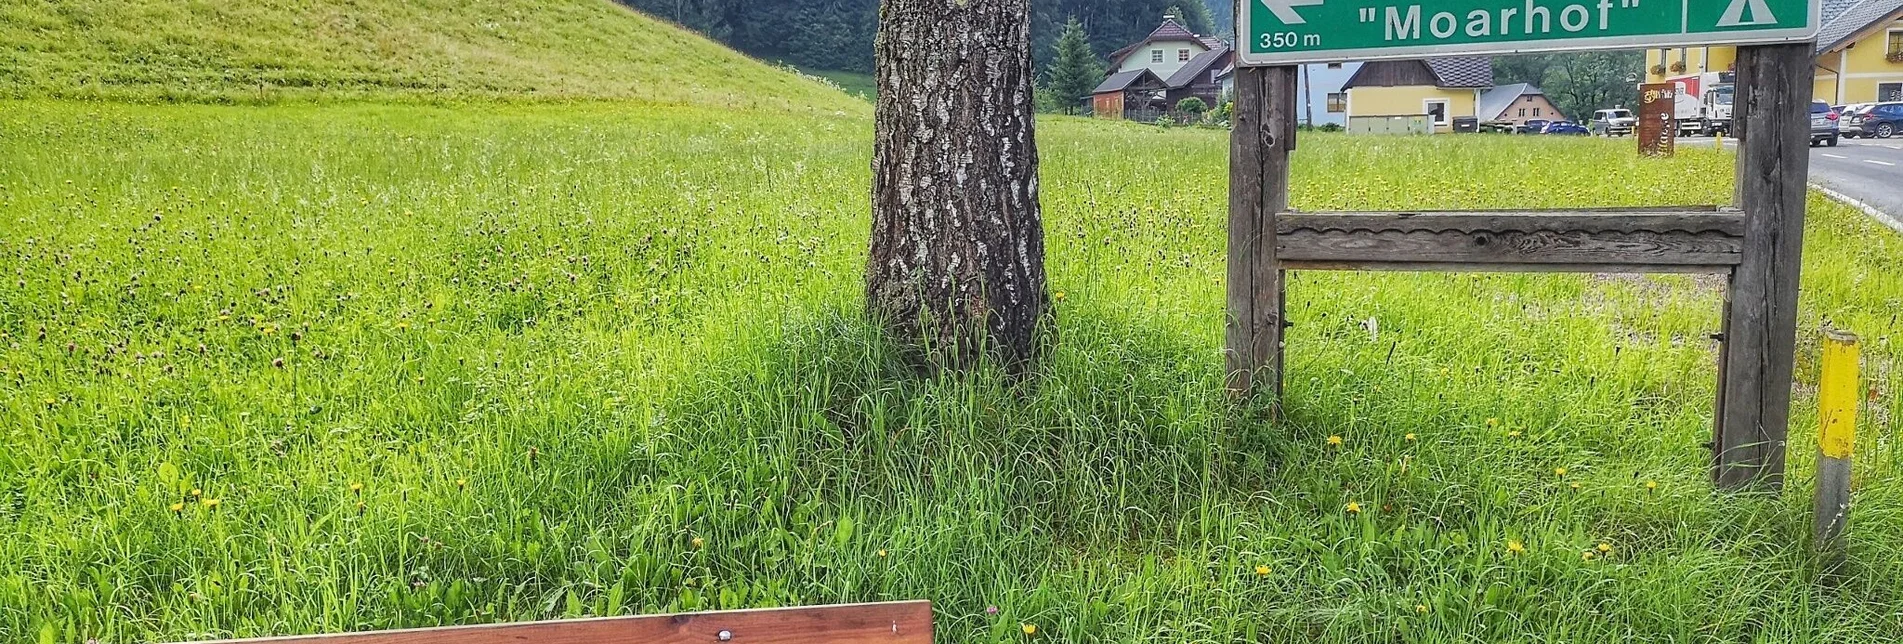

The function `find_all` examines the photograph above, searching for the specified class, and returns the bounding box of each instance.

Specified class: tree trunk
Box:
[869,0,1049,370]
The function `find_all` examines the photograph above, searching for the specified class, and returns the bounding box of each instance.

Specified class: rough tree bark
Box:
[869,0,1049,370]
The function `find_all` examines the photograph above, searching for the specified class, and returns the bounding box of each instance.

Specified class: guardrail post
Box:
[1814,329,1859,571]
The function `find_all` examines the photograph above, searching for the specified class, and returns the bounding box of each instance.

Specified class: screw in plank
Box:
[717,630,734,642]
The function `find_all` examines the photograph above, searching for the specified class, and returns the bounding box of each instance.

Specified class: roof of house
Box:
[1477,83,1544,120]
[1093,69,1165,95]
[1342,57,1493,90]
[1163,49,1233,88]
[1816,0,1903,53]
[1109,17,1226,63]
[1423,57,1495,88]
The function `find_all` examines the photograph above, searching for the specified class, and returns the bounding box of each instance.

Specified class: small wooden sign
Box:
[1639,83,1678,157]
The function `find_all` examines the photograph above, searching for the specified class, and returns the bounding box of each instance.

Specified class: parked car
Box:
[1852,102,1903,139]
[1841,104,1875,138]
[1811,99,1840,147]
[1541,121,1590,135]
[1589,109,1636,136]
[1518,119,1551,134]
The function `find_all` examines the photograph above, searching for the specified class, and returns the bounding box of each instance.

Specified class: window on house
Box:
[1889,30,1903,56]
[1327,62,1343,69]
[1533,107,1542,117]
[1327,93,1347,113]
[1425,99,1450,125]
[1881,82,1903,102]
[1518,108,1526,117]
[1152,49,1164,63]
[1179,49,1192,62]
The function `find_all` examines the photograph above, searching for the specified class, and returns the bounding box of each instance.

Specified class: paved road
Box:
[1807,137,1903,228]
[1696,135,1903,231]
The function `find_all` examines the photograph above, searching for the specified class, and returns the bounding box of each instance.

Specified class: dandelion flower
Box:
[1327,435,1343,446]
[1415,604,1428,614]
[1254,565,1271,577]
[1506,540,1526,555]
[350,482,363,494]
[1570,482,1582,491]
[692,536,705,549]
[1507,430,1522,438]
[1021,623,1037,635]
[1597,543,1612,554]
[169,502,185,513]
[201,498,220,509]
[1053,292,1066,302]
[1645,480,1658,491]
[1404,433,1417,441]
[456,478,467,489]
[1554,467,1567,477]
[1487,418,1500,428]
[1345,502,1362,514]
[1582,551,1597,561]
[877,549,888,558]
[191,488,202,498]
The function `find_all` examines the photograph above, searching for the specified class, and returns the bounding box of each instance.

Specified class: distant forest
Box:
[618,0,1635,118]
[617,0,1235,74]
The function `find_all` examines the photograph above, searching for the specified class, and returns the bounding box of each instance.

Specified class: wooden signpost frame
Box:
[1227,44,1816,491]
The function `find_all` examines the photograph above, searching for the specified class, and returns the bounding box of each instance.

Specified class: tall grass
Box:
[1,102,1899,642]
[0,0,860,112]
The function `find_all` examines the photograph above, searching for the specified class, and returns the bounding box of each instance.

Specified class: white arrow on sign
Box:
[1717,0,1777,26]
[1260,0,1325,25]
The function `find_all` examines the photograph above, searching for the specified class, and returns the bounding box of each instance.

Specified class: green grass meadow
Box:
[3,101,1901,643]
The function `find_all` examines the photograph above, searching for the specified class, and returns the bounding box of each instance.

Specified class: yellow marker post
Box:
[1813,329,1859,565]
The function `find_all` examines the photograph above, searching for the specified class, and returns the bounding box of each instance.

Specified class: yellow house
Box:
[1341,57,1492,134]
[1645,0,1903,105]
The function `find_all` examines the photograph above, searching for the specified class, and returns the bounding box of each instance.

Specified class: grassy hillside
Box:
[3,101,1901,642]
[0,0,861,111]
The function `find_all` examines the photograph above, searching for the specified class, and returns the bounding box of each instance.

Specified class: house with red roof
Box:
[1090,16,1232,120]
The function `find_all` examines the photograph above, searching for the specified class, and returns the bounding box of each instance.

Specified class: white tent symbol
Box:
[1718,0,1778,26]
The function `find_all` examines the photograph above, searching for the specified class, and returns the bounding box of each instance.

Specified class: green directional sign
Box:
[1239,0,1819,65]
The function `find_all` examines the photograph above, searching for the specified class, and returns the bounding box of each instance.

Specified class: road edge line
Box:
[1810,183,1903,236]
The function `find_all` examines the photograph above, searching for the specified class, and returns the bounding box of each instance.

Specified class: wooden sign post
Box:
[1229,40,1815,490]
[1639,83,1679,157]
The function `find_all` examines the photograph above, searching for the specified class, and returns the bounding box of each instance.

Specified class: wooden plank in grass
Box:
[182,601,933,644]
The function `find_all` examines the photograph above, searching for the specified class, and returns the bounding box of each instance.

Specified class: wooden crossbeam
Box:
[182,601,933,644]
[1274,207,1744,273]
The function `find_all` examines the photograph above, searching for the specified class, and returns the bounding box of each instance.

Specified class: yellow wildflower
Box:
[1645,480,1658,491]
[1021,624,1037,635]
[1597,543,1612,554]
[1506,540,1526,555]
[1582,551,1597,561]
[201,498,220,509]
[878,549,888,558]
[1345,502,1362,514]
[456,478,467,489]
[1554,467,1567,477]
[1254,565,1271,577]
[1570,482,1582,491]
[169,502,185,513]
[1054,292,1066,302]
[191,488,202,498]
[1415,604,1429,614]
[350,482,363,494]
[1327,435,1343,446]
[1405,433,1417,441]
[1507,430,1522,438]
[692,536,705,549]
[1487,418,1500,428]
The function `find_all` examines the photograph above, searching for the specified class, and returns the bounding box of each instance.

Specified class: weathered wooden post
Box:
[1225,65,1297,398]
[1713,43,1815,491]
[1813,329,1859,568]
